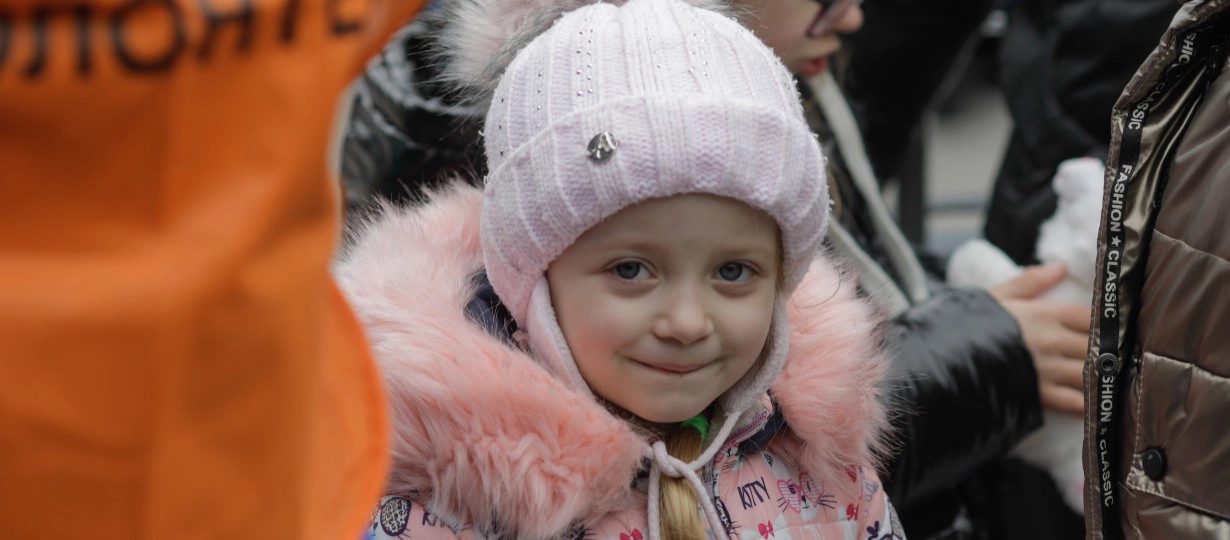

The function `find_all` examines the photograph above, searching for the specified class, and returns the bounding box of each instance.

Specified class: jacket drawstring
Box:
[642,414,740,540]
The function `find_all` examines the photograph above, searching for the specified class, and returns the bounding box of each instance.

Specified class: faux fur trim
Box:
[436,0,731,101]
[337,186,643,538]
[335,185,890,537]
[772,257,891,486]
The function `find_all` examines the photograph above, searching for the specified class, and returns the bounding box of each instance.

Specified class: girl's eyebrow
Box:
[577,231,667,254]
[568,238,667,262]
[590,238,778,265]
[708,240,779,261]
[722,240,776,255]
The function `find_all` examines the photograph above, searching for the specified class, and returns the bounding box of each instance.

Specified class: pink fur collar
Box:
[335,186,890,538]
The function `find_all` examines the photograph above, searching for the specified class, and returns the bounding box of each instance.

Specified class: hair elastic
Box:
[681,414,710,441]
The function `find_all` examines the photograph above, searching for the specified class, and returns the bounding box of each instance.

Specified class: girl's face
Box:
[546,195,781,424]
[738,0,864,76]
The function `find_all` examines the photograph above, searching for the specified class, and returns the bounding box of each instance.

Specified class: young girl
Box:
[335,0,902,538]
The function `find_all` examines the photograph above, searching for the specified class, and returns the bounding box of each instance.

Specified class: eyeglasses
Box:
[806,0,861,38]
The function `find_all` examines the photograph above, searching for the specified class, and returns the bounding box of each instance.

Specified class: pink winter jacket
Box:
[335,186,904,540]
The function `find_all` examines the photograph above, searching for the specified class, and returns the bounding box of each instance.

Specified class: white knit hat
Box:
[440,0,826,413]
[475,0,828,319]
[441,0,830,534]
[464,0,831,405]
[441,0,830,400]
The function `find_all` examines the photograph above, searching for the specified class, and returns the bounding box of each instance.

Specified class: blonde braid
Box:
[659,427,707,540]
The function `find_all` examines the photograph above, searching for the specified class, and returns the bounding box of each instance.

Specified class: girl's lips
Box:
[634,359,709,375]
[800,56,830,78]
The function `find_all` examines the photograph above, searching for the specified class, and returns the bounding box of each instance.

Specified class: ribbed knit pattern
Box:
[480,0,830,324]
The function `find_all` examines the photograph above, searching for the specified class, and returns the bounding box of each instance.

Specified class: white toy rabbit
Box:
[947,156,1104,514]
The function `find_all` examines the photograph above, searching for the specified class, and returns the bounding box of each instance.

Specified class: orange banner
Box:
[0,1,424,538]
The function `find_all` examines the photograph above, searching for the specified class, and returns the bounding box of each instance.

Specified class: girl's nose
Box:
[652,289,715,345]
[834,3,864,34]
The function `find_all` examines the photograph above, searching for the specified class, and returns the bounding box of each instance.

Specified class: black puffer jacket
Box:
[340,14,485,216]
[985,0,1177,263]
[803,74,1079,540]
[840,0,995,183]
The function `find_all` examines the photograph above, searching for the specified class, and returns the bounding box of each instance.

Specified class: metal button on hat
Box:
[588,131,618,161]
[1142,447,1167,481]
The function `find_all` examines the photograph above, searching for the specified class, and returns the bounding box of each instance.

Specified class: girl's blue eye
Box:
[612,262,647,280]
[716,263,752,282]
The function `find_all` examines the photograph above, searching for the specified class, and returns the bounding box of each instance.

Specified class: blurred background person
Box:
[839,0,1176,264]
[1081,1,1230,538]
[984,0,1175,264]
[340,5,485,217]
[733,0,1090,538]
[840,0,995,188]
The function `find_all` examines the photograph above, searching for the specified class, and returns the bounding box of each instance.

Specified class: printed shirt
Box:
[0,1,423,539]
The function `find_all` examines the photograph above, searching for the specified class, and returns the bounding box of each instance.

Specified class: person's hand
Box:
[989,263,1091,416]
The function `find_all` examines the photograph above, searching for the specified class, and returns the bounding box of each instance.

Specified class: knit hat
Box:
[443,0,829,393]
[440,0,830,535]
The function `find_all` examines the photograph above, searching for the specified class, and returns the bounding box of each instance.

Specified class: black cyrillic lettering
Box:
[327,0,363,35]
[197,0,254,60]
[24,7,52,76]
[281,0,301,42]
[110,0,185,74]
[73,5,92,74]
[0,10,12,72]
[23,5,93,77]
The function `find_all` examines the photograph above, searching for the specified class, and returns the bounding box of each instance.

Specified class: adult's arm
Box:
[880,287,1043,508]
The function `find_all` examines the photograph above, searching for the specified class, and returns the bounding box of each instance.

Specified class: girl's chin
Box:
[799,56,830,78]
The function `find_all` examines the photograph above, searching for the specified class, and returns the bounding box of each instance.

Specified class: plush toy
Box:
[947,156,1105,514]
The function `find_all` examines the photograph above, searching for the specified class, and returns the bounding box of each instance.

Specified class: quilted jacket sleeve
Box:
[879,287,1043,508]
